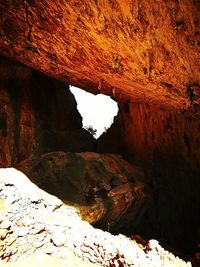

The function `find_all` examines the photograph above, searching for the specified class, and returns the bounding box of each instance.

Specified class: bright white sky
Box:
[70,86,118,139]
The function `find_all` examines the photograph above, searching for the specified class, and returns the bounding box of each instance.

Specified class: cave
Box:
[0,1,199,266]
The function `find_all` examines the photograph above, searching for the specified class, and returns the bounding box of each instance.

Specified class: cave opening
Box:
[70,86,118,139]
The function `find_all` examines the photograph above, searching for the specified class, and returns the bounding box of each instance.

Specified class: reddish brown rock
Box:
[118,99,200,251]
[17,151,149,232]
[0,1,199,108]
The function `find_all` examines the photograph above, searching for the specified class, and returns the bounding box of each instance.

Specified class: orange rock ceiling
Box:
[0,0,199,108]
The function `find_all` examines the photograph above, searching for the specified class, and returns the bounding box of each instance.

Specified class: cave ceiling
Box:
[0,0,199,108]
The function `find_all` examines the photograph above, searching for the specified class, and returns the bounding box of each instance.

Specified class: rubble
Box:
[0,168,192,266]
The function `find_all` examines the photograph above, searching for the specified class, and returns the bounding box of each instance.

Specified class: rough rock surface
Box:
[118,100,200,251]
[0,0,199,258]
[0,56,95,167]
[97,114,124,154]
[17,151,148,233]
[0,1,199,108]
[0,168,192,266]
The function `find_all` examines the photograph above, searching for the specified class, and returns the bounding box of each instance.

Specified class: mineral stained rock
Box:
[0,168,191,266]
[0,0,199,108]
[17,151,148,233]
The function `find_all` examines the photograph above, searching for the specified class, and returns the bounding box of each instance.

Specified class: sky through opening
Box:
[70,86,118,139]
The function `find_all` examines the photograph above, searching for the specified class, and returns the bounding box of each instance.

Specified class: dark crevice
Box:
[22,0,32,42]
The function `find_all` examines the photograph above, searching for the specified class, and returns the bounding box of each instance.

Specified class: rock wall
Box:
[118,99,200,251]
[0,56,95,167]
[96,113,124,154]
[0,54,199,254]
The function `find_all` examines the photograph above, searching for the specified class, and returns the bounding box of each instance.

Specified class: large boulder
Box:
[17,151,149,233]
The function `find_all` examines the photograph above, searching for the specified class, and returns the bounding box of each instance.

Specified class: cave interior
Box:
[0,0,199,262]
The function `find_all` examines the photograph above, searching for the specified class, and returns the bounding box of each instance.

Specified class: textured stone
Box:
[0,229,10,240]
[5,234,18,246]
[118,100,200,251]
[51,234,66,247]
[0,56,95,167]
[0,220,10,230]
[0,1,199,108]
[0,0,199,259]
[17,151,149,233]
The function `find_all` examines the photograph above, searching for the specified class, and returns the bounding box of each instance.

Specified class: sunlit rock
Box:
[0,168,191,266]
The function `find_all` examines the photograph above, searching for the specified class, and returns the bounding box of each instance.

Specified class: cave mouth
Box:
[70,86,118,139]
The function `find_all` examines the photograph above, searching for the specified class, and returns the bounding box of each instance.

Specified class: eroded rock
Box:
[0,56,95,167]
[0,168,192,266]
[17,151,148,233]
[0,1,199,108]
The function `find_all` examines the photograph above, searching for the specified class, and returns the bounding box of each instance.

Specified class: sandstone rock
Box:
[0,168,191,266]
[0,56,95,167]
[17,151,149,233]
[0,1,199,108]
[97,114,124,154]
[119,100,200,251]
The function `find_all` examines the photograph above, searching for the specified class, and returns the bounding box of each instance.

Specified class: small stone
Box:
[17,227,29,237]
[5,234,18,246]
[89,255,97,263]
[0,198,8,214]
[81,244,91,253]
[30,226,46,235]
[44,243,55,255]
[51,233,66,247]
[0,229,10,240]
[34,241,44,249]
[0,220,11,229]
[0,249,5,257]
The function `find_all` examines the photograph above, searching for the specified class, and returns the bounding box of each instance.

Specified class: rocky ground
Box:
[0,168,193,266]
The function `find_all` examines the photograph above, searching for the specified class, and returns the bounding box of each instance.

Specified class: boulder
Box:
[17,151,149,233]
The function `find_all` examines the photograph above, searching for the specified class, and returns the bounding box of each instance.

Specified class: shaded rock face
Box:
[17,151,149,233]
[0,56,95,167]
[118,100,200,251]
[96,113,124,154]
